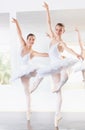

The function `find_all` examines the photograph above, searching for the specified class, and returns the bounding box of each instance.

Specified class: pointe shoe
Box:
[52,77,68,93]
[30,85,37,93]
[26,112,31,121]
[54,114,62,127]
[30,78,43,94]
[30,87,36,94]
[52,87,60,93]
[52,85,61,92]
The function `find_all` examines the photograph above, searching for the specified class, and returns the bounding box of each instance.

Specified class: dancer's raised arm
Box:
[11,18,26,47]
[43,2,54,38]
[61,41,82,59]
[75,28,84,51]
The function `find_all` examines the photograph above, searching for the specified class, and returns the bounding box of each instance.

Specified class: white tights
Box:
[21,76,31,120]
[55,90,62,117]
[52,69,68,127]
[30,76,43,93]
[54,90,62,127]
[52,69,68,93]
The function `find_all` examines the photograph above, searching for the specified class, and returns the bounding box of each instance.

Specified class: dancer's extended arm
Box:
[12,18,26,47]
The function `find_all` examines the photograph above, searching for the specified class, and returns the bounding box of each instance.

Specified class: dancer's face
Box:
[26,36,35,48]
[55,25,65,36]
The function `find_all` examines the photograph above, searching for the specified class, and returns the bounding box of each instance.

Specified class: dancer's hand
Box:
[43,2,49,9]
[11,18,17,24]
[46,32,51,38]
[75,27,79,32]
[61,55,66,59]
[77,54,83,60]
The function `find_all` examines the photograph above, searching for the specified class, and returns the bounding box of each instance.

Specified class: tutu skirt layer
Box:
[37,58,78,78]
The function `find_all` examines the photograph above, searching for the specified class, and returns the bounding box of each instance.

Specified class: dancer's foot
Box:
[52,76,68,93]
[54,113,62,127]
[55,126,59,130]
[52,87,60,93]
[27,120,32,130]
[30,87,37,93]
[30,78,43,93]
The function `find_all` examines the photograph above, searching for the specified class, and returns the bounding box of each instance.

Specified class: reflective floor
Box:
[0,112,85,130]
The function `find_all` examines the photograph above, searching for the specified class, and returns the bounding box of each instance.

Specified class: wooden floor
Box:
[0,112,85,130]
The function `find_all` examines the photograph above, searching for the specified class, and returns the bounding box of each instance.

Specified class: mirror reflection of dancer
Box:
[11,18,48,120]
[75,28,85,81]
[30,2,82,127]
[27,121,33,130]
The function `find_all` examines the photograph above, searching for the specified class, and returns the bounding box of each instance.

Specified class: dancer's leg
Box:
[52,69,68,93]
[55,127,59,130]
[21,76,31,120]
[51,73,61,89]
[30,76,43,93]
[51,74,62,127]
[27,120,32,130]
[54,90,62,127]
[82,70,85,81]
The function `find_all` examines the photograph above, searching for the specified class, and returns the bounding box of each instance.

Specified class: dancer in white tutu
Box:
[11,18,48,120]
[30,2,82,127]
[75,28,85,81]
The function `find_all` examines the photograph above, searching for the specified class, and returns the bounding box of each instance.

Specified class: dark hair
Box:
[26,33,35,40]
[55,23,65,32]
[56,23,65,28]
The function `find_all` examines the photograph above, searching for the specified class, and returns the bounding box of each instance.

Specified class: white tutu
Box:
[72,60,85,72]
[37,58,78,78]
[10,49,39,81]
[11,63,39,81]
[36,43,79,78]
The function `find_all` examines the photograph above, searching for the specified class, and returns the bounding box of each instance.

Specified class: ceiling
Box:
[0,0,85,12]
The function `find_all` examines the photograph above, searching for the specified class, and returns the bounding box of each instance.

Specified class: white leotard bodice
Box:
[18,46,31,65]
[49,43,62,63]
[20,53,31,65]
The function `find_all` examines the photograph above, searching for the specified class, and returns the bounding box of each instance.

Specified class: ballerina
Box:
[11,18,48,120]
[30,2,82,127]
[30,2,82,93]
[75,28,85,81]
